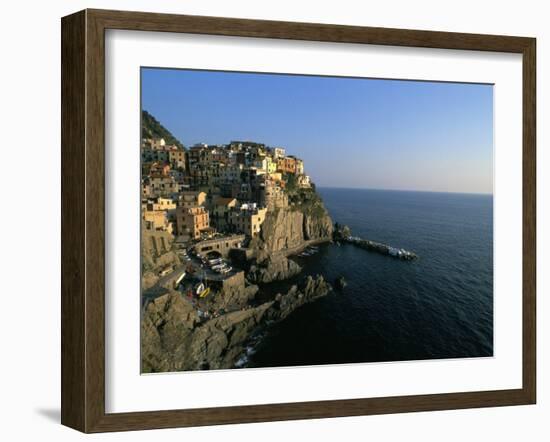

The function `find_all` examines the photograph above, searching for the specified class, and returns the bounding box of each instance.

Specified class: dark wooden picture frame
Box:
[61,9,536,433]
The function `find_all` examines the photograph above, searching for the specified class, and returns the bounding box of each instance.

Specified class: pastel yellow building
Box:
[179,190,207,208]
[149,138,166,150]
[295,158,304,175]
[143,209,173,233]
[229,205,267,238]
[266,156,277,174]
[149,197,176,211]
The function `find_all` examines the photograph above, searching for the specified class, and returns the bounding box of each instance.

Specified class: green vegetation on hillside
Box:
[142,110,185,149]
[284,176,326,219]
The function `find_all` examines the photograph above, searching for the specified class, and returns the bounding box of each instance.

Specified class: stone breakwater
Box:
[344,236,418,261]
[333,223,418,261]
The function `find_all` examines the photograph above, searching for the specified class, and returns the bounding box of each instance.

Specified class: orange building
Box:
[149,162,170,176]
[176,206,210,239]
[277,156,295,174]
[276,156,303,174]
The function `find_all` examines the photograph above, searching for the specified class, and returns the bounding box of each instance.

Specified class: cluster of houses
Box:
[141,138,312,245]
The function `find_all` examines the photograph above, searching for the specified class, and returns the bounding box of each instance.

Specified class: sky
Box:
[141,68,493,194]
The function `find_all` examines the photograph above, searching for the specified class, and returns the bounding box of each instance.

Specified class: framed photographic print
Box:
[61,9,536,432]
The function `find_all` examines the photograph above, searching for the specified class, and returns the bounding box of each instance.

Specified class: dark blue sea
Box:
[247,188,493,368]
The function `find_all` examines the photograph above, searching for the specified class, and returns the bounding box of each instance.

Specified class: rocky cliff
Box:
[141,229,181,291]
[266,275,332,322]
[141,274,332,372]
[141,183,335,372]
[333,223,352,241]
[141,290,272,372]
[246,187,333,282]
[253,200,333,255]
[247,253,302,284]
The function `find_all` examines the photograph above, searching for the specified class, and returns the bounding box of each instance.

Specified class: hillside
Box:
[141,110,185,149]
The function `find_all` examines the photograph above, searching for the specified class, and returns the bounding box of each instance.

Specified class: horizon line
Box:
[315,185,493,196]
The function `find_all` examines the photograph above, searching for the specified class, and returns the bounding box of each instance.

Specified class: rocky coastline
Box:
[141,187,335,373]
[141,273,332,372]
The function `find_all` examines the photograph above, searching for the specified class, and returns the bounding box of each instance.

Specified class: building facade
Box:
[143,209,173,233]
[176,206,210,239]
[168,149,186,169]
[277,156,297,174]
[229,204,267,238]
[179,190,207,208]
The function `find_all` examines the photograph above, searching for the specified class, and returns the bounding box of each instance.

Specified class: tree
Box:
[141,110,185,149]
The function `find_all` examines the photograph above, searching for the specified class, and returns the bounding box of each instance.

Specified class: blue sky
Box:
[141,68,493,194]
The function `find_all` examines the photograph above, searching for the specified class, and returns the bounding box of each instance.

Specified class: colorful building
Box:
[168,149,186,169]
[266,156,278,174]
[176,206,210,239]
[229,204,267,238]
[277,156,297,174]
[143,209,173,233]
[179,190,207,208]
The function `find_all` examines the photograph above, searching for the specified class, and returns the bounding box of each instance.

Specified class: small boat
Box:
[174,272,186,286]
[195,282,205,295]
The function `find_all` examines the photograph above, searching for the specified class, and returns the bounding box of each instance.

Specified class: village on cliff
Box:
[140,112,419,372]
[141,122,330,276]
[142,135,312,252]
[141,112,337,372]
[141,112,332,292]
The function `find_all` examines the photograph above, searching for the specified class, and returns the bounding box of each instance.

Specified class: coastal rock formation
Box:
[244,189,332,284]
[211,272,260,310]
[303,208,334,242]
[267,275,332,322]
[141,290,272,372]
[333,223,352,241]
[191,304,273,370]
[247,254,302,284]
[141,274,332,372]
[141,290,199,372]
[141,229,181,290]
[255,208,306,253]
[251,193,333,256]
[335,276,347,290]
[142,271,160,292]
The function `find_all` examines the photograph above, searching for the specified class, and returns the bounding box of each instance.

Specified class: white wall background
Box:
[0,0,546,440]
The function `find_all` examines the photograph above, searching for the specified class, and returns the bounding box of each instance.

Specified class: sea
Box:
[246,187,493,368]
